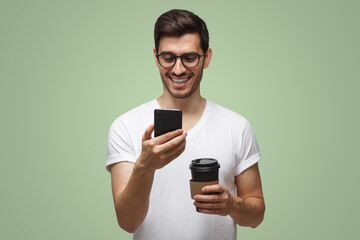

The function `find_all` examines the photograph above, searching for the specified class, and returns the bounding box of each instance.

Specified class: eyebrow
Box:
[158,51,199,55]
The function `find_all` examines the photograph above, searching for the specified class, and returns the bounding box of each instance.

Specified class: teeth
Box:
[171,78,188,83]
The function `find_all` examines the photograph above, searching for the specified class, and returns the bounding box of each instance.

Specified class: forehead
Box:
[158,33,202,54]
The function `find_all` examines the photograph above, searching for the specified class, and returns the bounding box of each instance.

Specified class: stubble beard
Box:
[160,64,204,99]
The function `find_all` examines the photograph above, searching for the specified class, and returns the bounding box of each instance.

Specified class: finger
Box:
[194,201,225,210]
[201,184,225,194]
[164,132,186,154]
[193,194,221,203]
[153,129,184,145]
[197,209,225,216]
[142,123,154,141]
[163,139,186,164]
[157,131,187,152]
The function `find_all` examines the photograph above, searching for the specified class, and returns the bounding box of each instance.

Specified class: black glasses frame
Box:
[155,51,208,68]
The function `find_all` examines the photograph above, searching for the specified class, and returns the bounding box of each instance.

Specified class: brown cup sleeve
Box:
[189,180,219,199]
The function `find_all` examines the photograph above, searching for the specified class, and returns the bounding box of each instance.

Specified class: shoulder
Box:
[207,100,249,129]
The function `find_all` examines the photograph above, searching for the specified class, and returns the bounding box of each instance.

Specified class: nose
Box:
[172,57,187,75]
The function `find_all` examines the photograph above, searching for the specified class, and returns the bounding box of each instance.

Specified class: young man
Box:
[106,9,265,240]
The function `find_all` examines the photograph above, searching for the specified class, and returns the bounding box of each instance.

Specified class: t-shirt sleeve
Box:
[106,119,137,172]
[235,119,261,176]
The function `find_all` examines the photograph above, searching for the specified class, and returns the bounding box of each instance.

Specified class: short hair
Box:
[154,9,209,54]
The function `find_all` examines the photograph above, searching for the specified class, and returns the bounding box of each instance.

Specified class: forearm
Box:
[111,126,186,232]
[229,195,265,228]
[114,163,155,233]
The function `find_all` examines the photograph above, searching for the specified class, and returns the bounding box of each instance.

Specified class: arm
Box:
[109,124,187,233]
[109,161,153,233]
[193,163,265,228]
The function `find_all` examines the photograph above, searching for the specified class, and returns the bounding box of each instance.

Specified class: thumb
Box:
[142,123,154,141]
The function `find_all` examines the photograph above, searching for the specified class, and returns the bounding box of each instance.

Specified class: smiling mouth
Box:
[169,76,191,84]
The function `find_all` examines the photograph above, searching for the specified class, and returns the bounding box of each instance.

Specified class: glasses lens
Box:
[182,54,199,68]
[159,54,175,68]
[158,53,201,68]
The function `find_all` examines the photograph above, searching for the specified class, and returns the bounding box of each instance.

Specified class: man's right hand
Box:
[137,123,187,171]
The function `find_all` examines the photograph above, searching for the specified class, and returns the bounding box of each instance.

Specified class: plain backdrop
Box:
[1,0,359,239]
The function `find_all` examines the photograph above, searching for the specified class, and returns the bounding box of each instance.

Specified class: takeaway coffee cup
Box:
[189,158,221,200]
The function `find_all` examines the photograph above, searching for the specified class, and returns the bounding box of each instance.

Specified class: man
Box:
[106,9,265,240]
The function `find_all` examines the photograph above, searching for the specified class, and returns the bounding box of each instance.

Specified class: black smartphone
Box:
[154,109,182,137]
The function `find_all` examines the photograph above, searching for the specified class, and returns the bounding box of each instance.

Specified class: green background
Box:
[1,0,359,239]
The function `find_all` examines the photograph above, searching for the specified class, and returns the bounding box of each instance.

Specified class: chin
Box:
[169,92,190,99]
[169,88,198,99]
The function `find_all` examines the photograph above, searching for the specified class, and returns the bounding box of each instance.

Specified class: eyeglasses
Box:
[156,51,207,68]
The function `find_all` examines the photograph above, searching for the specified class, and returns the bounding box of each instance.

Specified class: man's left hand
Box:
[193,184,242,216]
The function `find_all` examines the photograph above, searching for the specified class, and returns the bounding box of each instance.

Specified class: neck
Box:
[157,90,207,133]
[157,91,206,115]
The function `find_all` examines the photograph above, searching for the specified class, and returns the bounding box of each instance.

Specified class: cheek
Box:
[193,68,202,77]
[159,69,170,78]
[161,69,169,76]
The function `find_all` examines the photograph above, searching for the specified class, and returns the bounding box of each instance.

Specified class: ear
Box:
[153,48,160,68]
[203,48,212,69]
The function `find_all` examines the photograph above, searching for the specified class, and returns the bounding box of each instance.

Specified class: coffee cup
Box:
[189,158,220,200]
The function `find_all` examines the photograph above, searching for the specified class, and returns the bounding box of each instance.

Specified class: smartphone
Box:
[154,109,182,137]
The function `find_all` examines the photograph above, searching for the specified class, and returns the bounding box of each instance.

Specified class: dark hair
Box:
[154,9,209,54]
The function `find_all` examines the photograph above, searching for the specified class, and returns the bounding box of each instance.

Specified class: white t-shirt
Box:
[106,99,261,240]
